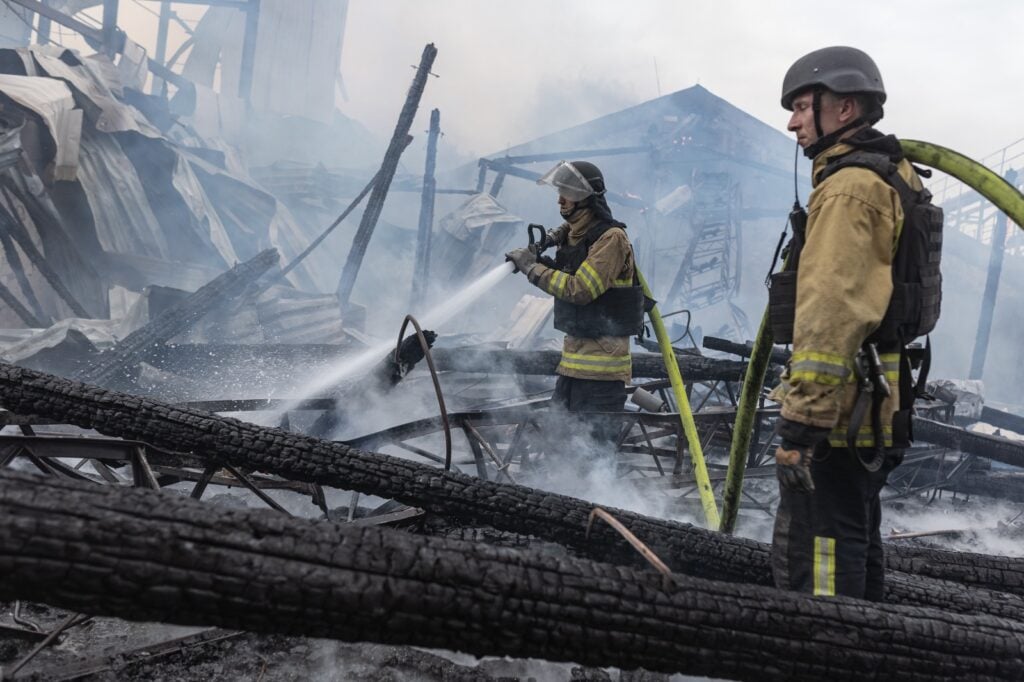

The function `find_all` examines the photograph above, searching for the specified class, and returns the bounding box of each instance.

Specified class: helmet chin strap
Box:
[803,87,880,159]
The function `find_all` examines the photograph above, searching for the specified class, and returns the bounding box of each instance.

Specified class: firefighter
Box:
[505,161,644,450]
[770,46,940,600]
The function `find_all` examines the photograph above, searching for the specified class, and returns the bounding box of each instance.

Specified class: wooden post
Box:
[335,43,437,316]
[410,108,440,310]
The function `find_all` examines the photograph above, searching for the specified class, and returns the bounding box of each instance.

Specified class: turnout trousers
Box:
[551,376,627,447]
[772,444,903,601]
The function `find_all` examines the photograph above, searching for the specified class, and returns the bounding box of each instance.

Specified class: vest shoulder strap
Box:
[817,149,928,208]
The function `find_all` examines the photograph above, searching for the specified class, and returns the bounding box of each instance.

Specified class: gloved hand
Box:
[775,440,815,493]
[505,246,537,274]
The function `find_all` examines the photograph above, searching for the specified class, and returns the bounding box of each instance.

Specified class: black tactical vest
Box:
[768,149,943,346]
[551,222,646,338]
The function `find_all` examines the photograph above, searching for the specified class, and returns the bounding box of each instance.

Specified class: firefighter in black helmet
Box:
[769,46,940,600]
[505,161,644,451]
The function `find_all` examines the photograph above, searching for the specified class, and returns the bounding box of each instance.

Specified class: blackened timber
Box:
[73,249,279,388]
[336,44,437,312]
[947,470,1024,503]
[978,405,1024,436]
[427,348,747,381]
[702,335,791,365]
[914,417,1024,469]
[3,364,1024,617]
[2,471,1023,682]
[410,108,440,310]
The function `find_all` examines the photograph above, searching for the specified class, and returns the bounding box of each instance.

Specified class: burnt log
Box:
[427,348,747,381]
[702,335,792,365]
[73,249,279,388]
[947,470,1024,503]
[914,417,1024,469]
[2,470,1022,682]
[2,364,1024,619]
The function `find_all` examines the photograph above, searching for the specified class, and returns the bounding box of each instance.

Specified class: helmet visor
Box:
[537,161,595,202]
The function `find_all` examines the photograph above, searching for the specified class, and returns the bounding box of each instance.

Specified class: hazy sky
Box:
[338,0,1024,168]
[72,0,1024,171]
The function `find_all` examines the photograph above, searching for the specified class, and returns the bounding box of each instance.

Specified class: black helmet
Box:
[781,46,886,111]
[568,160,605,195]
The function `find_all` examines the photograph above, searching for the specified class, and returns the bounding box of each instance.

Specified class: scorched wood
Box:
[1,362,1023,617]
[1,470,1022,682]
[73,249,279,388]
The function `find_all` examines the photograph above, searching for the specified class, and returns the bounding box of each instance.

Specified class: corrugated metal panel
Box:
[76,126,169,258]
[0,74,81,181]
[257,288,344,345]
[23,47,160,138]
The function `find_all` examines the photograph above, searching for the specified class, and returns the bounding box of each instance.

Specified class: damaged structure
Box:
[0,2,1021,681]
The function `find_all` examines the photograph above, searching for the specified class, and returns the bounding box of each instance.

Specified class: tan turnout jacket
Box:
[770,139,923,447]
[526,209,635,382]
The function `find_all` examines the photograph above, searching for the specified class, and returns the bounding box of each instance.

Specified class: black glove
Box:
[505,247,537,274]
[775,439,815,493]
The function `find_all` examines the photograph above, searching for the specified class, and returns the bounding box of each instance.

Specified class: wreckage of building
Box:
[0,1,1021,681]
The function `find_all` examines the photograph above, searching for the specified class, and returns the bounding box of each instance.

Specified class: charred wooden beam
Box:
[1,363,1023,617]
[977,406,1024,436]
[427,348,747,381]
[73,249,279,388]
[336,44,437,314]
[914,417,1024,469]
[702,335,791,365]
[946,470,1024,503]
[2,470,1022,682]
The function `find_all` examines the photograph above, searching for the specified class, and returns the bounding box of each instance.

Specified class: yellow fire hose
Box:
[636,269,720,530]
[719,139,1024,534]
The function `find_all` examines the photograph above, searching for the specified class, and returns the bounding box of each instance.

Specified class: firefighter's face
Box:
[558,194,576,212]
[787,90,857,149]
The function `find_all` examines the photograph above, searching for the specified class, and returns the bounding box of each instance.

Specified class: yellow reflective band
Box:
[558,361,631,374]
[549,271,568,297]
[880,353,900,385]
[560,351,631,366]
[828,424,894,448]
[612,276,633,287]
[577,261,605,299]
[790,350,852,386]
[813,536,836,596]
[559,351,631,374]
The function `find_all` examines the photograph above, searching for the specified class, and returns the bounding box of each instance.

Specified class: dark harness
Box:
[550,222,646,338]
[768,148,943,464]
